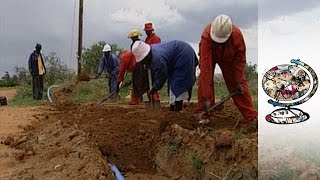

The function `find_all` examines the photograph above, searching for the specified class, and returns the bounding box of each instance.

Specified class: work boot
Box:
[174,101,183,112]
[169,104,175,111]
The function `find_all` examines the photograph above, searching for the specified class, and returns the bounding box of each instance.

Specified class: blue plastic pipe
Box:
[109,163,125,180]
[47,85,59,103]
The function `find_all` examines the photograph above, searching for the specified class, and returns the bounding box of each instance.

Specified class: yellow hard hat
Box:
[128,29,142,38]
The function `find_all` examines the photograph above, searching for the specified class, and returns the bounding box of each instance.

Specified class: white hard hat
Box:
[131,41,150,62]
[102,44,111,52]
[210,14,233,43]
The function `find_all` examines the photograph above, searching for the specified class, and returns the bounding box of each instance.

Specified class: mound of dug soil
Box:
[52,86,75,103]
[156,125,257,179]
[49,101,257,179]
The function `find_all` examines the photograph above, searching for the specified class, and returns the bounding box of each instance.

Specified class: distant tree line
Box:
[1,42,257,88]
[0,71,19,87]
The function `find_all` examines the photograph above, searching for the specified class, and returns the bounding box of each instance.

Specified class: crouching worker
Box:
[96,44,119,101]
[132,40,198,111]
[117,50,141,105]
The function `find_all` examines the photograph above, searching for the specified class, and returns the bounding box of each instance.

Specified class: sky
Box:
[258,0,320,163]
[0,0,258,77]
[1,0,319,77]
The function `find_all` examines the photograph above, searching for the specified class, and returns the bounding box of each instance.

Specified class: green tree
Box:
[2,71,10,81]
[14,66,29,84]
[82,41,124,75]
[43,52,75,86]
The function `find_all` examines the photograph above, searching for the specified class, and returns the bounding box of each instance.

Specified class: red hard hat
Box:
[144,22,154,31]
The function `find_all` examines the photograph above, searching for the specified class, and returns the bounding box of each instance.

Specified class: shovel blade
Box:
[153,101,161,110]
[144,102,152,111]
[144,101,161,112]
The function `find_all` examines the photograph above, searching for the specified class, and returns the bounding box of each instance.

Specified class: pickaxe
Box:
[197,86,244,119]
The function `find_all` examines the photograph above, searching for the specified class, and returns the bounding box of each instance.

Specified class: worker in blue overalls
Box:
[96,44,119,101]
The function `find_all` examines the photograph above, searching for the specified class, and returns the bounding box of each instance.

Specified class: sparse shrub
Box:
[165,137,182,156]
[207,128,219,138]
[43,52,75,87]
[9,82,47,106]
[236,133,244,139]
[14,83,32,99]
[245,62,258,81]
[189,154,204,172]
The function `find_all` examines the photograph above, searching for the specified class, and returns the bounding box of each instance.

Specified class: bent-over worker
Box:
[197,14,258,123]
[132,40,198,111]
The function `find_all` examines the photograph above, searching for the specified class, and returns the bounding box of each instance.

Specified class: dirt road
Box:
[0,88,16,101]
[0,88,34,178]
[0,107,40,179]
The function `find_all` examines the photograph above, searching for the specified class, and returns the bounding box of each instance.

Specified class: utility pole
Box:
[77,0,83,77]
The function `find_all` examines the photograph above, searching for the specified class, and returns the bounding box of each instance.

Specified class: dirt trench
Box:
[1,86,257,179]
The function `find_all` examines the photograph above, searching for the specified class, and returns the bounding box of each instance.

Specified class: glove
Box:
[235,83,244,94]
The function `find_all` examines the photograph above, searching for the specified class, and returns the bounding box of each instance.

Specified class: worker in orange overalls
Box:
[198,14,258,123]
[116,50,141,105]
[144,22,161,45]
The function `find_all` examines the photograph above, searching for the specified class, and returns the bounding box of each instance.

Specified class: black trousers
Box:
[32,75,44,100]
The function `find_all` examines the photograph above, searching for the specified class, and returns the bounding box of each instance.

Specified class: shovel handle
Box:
[147,69,154,106]
[198,90,243,118]
[99,91,117,104]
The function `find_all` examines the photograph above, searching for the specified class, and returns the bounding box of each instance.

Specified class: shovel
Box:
[144,69,161,111]
[196,87,244,119]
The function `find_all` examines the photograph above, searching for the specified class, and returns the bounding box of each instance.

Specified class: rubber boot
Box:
[174,100,183,112]
[170,104,175,111]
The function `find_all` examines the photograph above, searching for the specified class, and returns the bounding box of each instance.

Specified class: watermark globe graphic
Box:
[262,59,318,124]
